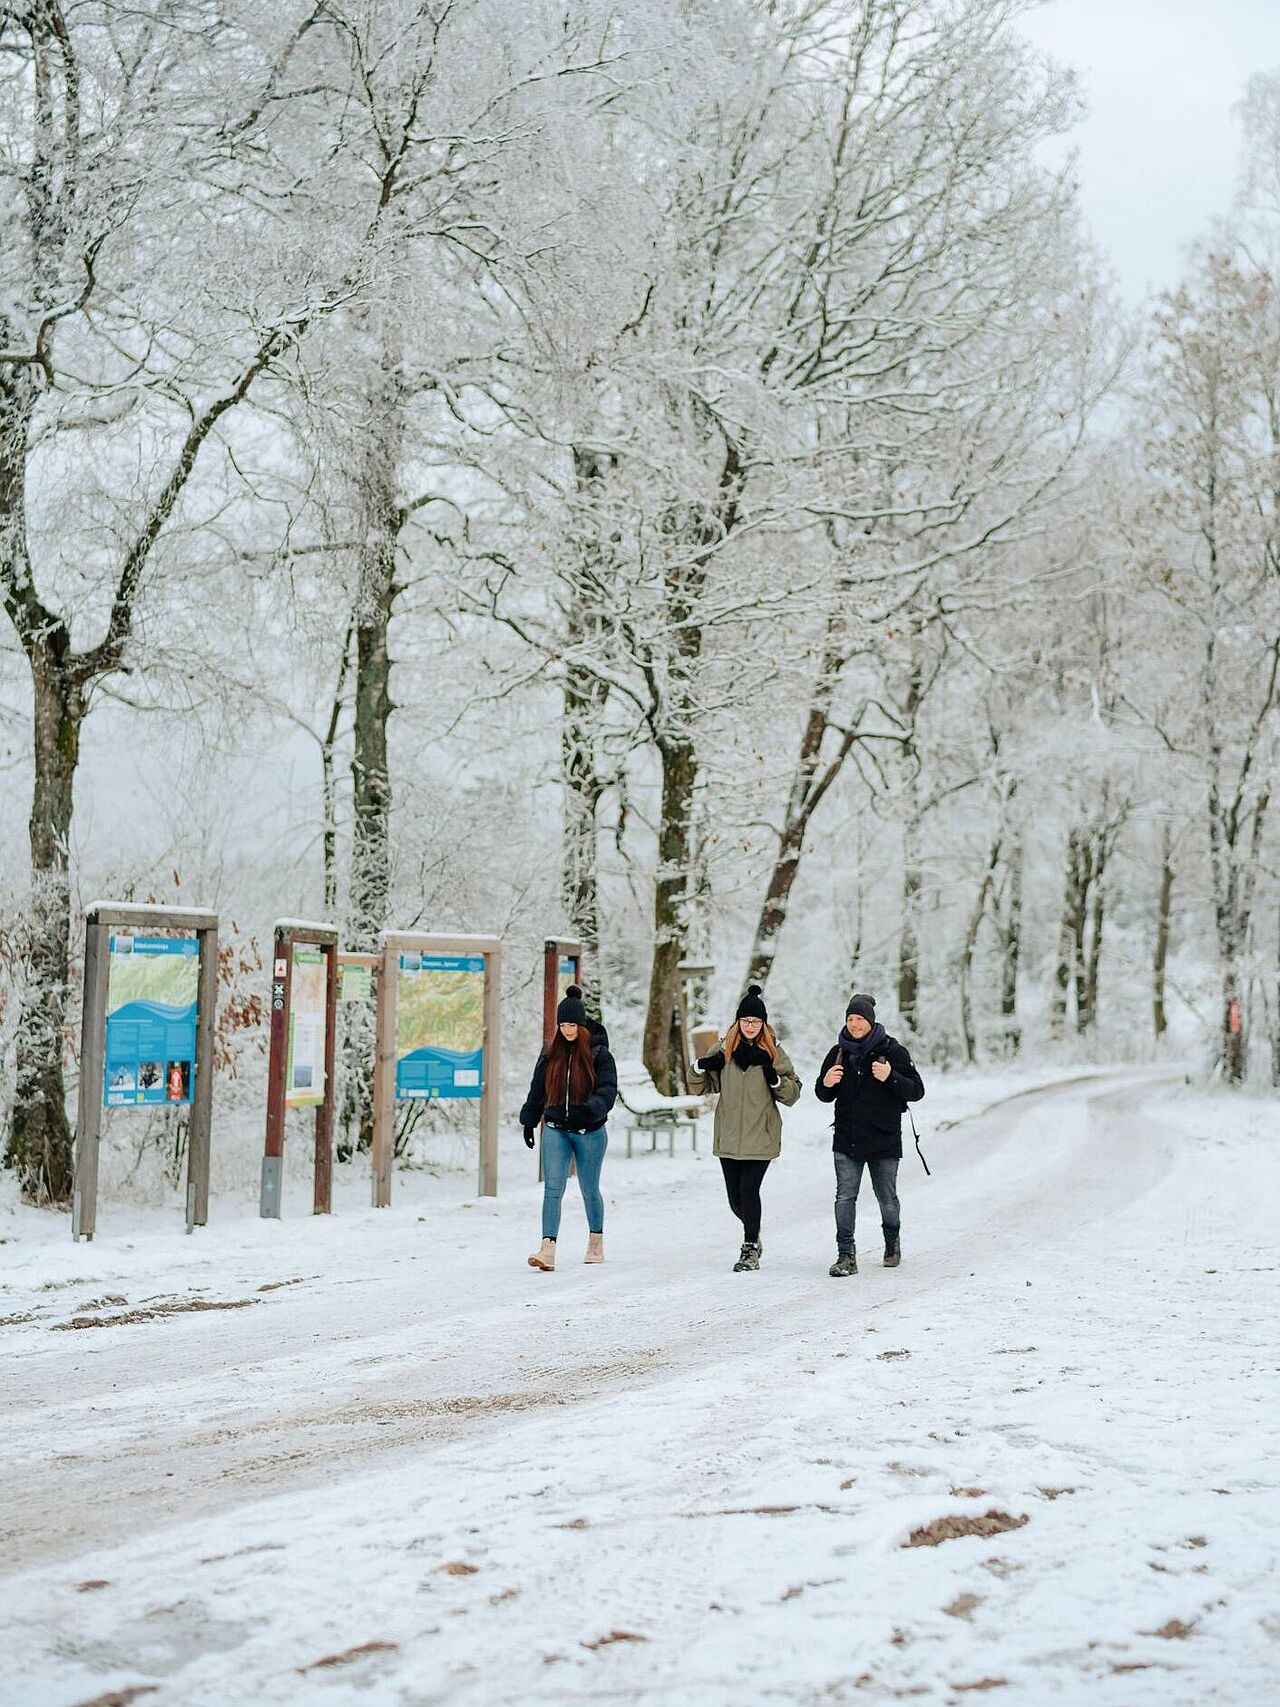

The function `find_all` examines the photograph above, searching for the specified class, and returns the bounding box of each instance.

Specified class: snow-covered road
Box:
[2,1070,1277,1705]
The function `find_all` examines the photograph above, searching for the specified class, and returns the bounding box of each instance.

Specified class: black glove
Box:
[696,1050,725,1073]
[522,1125,537,1149]
[745,1042,772,1069]
[762,1061,779,1087]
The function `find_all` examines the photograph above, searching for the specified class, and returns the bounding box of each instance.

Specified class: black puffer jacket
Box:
[813,1033,924,1160]
[519,1020,618,1134]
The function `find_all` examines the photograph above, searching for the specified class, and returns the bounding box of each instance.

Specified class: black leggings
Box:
[719,1157,771,1244]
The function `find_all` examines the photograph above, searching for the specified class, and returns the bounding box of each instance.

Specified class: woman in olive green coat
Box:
[694,983,802,1271]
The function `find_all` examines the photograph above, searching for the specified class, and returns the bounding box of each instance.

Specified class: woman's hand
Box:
[871,1059,891,1083]
[522,1125,537,1149]
[823,1062,845,1089]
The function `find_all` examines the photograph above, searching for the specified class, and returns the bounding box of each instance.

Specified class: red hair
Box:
[544,1027,597,1106]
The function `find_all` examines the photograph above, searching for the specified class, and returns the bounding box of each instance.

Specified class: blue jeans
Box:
[834,1153,900,1255]
[541,1125,608,1239]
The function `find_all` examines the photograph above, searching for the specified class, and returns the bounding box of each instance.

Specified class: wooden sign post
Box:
[372,931,502,1207]
[676,961,715,1094]
[73,902,219,1241]
[260,919,340,1218]
[542,938,584,1040]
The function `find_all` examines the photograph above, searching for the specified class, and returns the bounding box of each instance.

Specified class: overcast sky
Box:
[1017,0,1280,300]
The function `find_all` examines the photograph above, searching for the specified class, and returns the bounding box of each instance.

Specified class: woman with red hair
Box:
[520,987,617,1271]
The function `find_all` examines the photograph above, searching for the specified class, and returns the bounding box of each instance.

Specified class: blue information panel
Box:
[103,935,199,1108]
[394,953,485,1100]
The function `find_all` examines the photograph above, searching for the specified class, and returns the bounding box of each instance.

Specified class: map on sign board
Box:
[395,954,485,1100]
[558,954,579,1003]
[286,946,327,1107]
[104,936,198,1108]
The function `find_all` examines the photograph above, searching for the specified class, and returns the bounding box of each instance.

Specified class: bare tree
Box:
[0,2,384,1198]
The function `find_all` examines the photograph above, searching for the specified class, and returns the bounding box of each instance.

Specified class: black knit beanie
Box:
[845,993,876,1023]
[736,983,768,1022]
[556,985,589,1025]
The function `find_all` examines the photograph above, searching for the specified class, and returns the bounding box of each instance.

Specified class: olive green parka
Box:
[699,1036,802,1160]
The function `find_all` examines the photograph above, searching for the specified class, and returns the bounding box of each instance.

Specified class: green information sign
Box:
[339,963,373,1004]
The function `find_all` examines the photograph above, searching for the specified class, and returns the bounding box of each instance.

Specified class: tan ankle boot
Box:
[528,1238,556,1271]
[584,1233,604,1264]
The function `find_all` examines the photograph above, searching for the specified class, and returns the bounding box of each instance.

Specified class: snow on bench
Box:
[614,1058,706,1157]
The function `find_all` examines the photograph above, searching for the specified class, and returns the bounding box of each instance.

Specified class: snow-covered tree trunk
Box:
[561,665,606,970]
[1078,828,1114,1034]
[744,632,858,992]
[643,735,696,1093]
[998,841,1023,1054]
[342,348,405,1149]
[1050,829,1087,1039]
[559,447,614,974]
[958,845,998,1066]
[896,652,924,1034]
[322,625,354,915]
[6,641,82,1202]
[1152,824,1173,1041]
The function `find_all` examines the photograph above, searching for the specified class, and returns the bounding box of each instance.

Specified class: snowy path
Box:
[2,1069,1277,1705]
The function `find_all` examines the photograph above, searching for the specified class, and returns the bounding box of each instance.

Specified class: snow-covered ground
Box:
[2,1066,1277,1706]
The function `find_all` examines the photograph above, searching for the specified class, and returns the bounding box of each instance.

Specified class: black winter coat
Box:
[519,1021,618,1134]
[813,1033,924,1160]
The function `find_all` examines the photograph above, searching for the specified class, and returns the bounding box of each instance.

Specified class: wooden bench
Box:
[615,1058,705,1156]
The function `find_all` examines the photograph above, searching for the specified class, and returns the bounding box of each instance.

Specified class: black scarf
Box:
[837,1021,887,1077]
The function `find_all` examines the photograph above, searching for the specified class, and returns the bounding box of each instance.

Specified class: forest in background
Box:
[2,0,1279,1206]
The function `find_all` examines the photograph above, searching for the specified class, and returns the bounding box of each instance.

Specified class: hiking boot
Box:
[883,1237,901,1268]
[527,1238,556,1271]
[733,1240,761,1272]
[584,1233,604,1264]
[829,1251,858,1278]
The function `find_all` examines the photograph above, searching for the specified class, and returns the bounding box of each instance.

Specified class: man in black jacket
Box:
[814,994,924,1277]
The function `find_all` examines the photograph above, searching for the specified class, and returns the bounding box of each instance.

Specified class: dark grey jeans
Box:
[833,1153,900,1255]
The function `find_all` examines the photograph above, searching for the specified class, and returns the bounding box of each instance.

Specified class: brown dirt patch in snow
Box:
[257,1276,310,1292]
[298,1640,399,1672]
[70,1689,158,1707]
[952,1680,1008,1693]
[76,1579,111,1592]
[944,1592,984,1620]
[1037,1486,1077,1500]
[1144,1617,1197,1640]
[950,1486,987,1498]
[54,1297,257,1330]
[440,1560,479,1575]
[330,1390,565,1426]
[0,1311,37,1327]
[904,1511,1028,1548]
[582,1630,647,1650]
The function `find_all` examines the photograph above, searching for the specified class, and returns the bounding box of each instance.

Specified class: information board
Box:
[558,954,579,1003]
[104,935,199,1107]
[339,963,373,1004]
[285,945,327,1107]
[395,953,485,1100]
